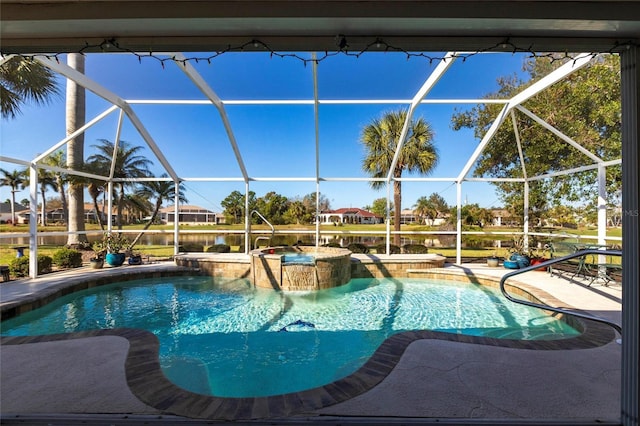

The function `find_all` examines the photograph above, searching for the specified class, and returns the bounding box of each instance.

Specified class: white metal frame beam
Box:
[173,52,249,182]
[35,56,180,182]
[515,105,603,163]
[386,52,457,182]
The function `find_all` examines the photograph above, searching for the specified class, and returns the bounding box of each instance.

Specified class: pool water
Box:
[282,252,315,263]
[0,276,580,397]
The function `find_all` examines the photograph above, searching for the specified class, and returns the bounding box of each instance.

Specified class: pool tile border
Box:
[0,267,618,421]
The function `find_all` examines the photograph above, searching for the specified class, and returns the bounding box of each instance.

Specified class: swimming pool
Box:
[0,275,579,397]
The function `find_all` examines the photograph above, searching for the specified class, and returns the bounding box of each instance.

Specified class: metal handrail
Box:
[499,249,622,335]
[251,210,275,249]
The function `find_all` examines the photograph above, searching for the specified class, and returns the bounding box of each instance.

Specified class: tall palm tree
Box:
[1,57,60,119]
[36,167,57,226]
[128,175,187,248]
[43,150,69,225]
[66,53,88,247]
[361,109,438,245]
[287,200,306,224]
[413,196,435,226]
[82,159,110,230]
[87,138,153,229]
[0,168,27,225]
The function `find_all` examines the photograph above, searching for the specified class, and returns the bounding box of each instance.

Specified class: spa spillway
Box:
[250,246,352,291]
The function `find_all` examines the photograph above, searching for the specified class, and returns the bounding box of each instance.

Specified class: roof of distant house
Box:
[0,201,28,214]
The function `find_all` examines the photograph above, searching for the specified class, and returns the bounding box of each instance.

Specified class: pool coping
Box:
[0,264,619,421]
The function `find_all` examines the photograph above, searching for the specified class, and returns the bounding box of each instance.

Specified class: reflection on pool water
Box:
[0,276,580,397]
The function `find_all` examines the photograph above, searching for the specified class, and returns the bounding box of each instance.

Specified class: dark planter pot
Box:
[105,252,126,267]
[128,255,142,265]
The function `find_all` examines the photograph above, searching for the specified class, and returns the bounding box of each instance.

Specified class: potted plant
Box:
[102,232,129,267]
[486,251,500,267]
[529,243,553,271]
[90,240,106,269]
[507,235,530,269]
[127,250,143,265]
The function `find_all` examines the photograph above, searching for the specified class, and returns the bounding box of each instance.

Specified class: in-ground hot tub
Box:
[250,246,351,291]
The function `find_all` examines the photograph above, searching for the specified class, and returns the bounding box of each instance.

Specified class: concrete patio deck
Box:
[0,260,623,425]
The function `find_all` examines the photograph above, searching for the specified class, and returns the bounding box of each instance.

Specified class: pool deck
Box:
[0,259,623,425]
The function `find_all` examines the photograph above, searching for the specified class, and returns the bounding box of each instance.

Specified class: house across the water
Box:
[318,208,383,225]
[159,205,225,225]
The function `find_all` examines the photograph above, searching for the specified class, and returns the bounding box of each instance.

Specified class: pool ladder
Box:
[251,210,275,249]
[499,249,622,335]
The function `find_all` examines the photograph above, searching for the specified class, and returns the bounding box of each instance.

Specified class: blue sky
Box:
[1,51,529,213]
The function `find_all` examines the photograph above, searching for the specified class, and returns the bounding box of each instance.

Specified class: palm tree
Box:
[66,53,88,247]
[128,175,187,248]
[1,57,60,119]
[0,168,27,225]
[43,150,69,225]
[36,167,57,226]
[361,109,438,245]
[287,200,306,224]
[82,159,110,230]
[87,138,153,229]
[413,196,435,225]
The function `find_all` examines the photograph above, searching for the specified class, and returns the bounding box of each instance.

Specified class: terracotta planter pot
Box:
[530,257,548,272]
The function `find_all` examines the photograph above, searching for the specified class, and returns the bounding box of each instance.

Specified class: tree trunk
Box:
[40,187,46,226]
[9,191,16,225]
[117,183,125,229]
[56,177,68,225]
[393,179,402,246]
[129,200,162,248]
[66,53,88,247]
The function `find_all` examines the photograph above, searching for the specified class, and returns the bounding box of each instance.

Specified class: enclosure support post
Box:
[386,183,391,255]
[456,181,462,265]
[173,183,180,256]
[106,182,113,233]
[244,182,250,254]
[523,181,529,250]
[597,164,608,266]
[28,162,38,278]
[620,45,639,426]
[312,53,321,248]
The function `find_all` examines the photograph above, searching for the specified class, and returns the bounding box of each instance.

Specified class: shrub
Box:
[9,256,29,277]
[347,243,369,254]
[206,244,231,253]
[402,244,429,254]
[180,243,204,253]
[52,247,83,268]
[322,242,342,248]
[375,243,401,254]
[9,255,53,277]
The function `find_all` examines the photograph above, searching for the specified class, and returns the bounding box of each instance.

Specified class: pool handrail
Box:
[251,210,275,249]
[499,249,622,335]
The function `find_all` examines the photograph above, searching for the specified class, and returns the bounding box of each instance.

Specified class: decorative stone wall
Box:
[175,251,446,291]
[350,254,446,278]
[174,255,250,279]
[250,246,352,291]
